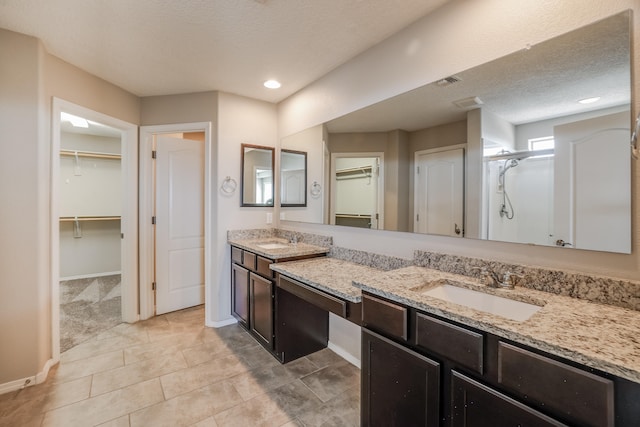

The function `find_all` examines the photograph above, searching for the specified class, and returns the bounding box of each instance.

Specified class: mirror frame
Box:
[241,143,275,207]
[280,149,308,208]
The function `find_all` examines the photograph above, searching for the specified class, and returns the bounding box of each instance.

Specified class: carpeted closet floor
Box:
[59,274,122,352]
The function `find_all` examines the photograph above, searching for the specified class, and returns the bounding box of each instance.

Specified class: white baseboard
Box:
[60,271,122,281]
[0,358,55,396]
[328,341,361,369]
[207,317,237,328]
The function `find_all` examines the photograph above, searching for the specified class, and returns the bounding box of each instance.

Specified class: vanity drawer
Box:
[256,256,274,278]
[362,294,408,341]
[498,342,614,427]
[242,251,256,271]
[278,275,347,317]
[231,246,243,264]
[415,313,484,374]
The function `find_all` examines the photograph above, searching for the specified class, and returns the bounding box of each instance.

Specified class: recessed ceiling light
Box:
[578,97,600,104]
[264,80,281,89]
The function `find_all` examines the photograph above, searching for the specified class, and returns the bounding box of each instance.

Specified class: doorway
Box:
[330,153,384,229]
[139,124,212,319]
[51,98,138,360]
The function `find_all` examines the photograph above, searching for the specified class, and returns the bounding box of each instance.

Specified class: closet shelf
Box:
[335,213,372,219]
[60,149,121,160]
[59,216,121,222]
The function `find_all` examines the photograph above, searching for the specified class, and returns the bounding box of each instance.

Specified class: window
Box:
[528,136,555,151]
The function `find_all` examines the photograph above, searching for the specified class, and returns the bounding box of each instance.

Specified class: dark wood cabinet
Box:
[361,291,640,427]
[231,263,249,327]
[250,272,274,350]
[451,371,566,427]
[230,244,326,360]
[361,329,440,427]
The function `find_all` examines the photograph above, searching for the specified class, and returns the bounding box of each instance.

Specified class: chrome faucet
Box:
[474,267,520,289]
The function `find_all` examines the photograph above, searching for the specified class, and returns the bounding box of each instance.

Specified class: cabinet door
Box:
[231,263,249,327]
[451,371,566,427]
[250,272,274,350]
[361,329,440,427]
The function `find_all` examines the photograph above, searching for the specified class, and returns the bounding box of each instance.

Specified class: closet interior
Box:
[58,115,123,352]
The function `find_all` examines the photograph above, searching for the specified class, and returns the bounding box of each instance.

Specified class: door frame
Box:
[51,98,139,361]
[139,123,212,320]
[413,144,466,235]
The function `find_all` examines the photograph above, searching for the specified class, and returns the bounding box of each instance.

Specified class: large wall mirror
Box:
[279,10,632,253]
[241,144,274,207]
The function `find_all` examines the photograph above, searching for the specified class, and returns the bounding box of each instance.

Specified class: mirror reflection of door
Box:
[414,147,464,236]
[331,154,383,229]
[241,144,274,206]
[553,111,630,253]
[280,149,307,207]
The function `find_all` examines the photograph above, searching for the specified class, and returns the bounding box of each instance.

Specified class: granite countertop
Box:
[353,266,640,384]
[228,237,329,260]
[270,258,381,303]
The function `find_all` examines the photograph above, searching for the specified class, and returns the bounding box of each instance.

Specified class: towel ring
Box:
[310,181,322,198]
[220,176,237,194]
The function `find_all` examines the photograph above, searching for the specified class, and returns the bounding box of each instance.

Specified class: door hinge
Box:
[121,233,124,239]
[416,214,419,221]
[152,216,156,225]
[152,150,157,159]
[152,282,156,291]
[417,166,420,174]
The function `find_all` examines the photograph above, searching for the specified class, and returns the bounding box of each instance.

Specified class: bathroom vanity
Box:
[228,235,334,361]
[228,231,640,426]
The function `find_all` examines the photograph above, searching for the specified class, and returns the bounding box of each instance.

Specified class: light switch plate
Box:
[266,212,273,224]
[280,212,286,220]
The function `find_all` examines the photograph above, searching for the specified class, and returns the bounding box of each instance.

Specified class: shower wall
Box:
[486,156,554,245]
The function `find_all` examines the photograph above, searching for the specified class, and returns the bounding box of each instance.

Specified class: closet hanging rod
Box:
[60,149,121,160]
[59,216,121,222]
[336,165,373,175]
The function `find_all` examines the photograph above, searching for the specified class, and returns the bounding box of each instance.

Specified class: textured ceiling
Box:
[0,0,450,102]
[326,11,631,132]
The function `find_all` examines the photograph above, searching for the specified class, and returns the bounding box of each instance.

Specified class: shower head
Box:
[499,159,519,177]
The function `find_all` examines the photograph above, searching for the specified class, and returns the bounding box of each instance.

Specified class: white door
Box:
[155,135,205,314]
[414,148,464,236]
[553,111,630,253]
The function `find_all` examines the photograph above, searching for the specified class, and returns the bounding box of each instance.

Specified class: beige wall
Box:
[0,28,141,387]
[278,0,640,282]
[0,29,48,385]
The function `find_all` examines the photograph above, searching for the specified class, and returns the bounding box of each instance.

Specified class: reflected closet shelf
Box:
[59,216,121,222]
[60,149,121,160]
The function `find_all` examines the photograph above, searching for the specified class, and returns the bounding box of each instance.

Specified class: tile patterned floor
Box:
[0,306,360,427]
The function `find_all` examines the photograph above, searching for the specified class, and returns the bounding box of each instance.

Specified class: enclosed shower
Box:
[485,151,554,246]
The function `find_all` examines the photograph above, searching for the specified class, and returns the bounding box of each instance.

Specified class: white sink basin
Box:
[256,242,290,250]
[419,284,543,322]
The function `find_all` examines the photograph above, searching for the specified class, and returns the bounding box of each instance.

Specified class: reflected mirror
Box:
[280,149,307,207]
[279,11,632,253]
[241,144,274,207]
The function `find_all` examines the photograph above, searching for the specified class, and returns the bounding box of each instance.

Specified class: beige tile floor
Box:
[0,306,360,427]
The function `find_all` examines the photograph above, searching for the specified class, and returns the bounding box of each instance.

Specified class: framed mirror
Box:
[280,149,307,207]
[279,10,632,253]
[241,144,274,207]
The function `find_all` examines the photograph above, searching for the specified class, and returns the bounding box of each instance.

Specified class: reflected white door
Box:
[155,135,205,314]
[553,111,630,253]
[414,148,464,236]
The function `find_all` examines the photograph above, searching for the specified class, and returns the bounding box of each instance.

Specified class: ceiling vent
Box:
[453,96,484,109]
[436,75,462,87]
